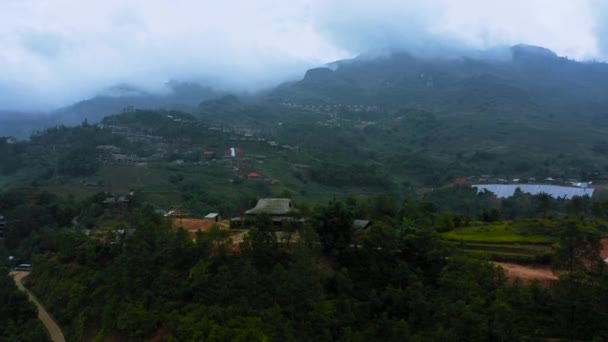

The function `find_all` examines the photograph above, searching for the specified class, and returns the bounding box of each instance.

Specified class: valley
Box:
[3,45,608,341]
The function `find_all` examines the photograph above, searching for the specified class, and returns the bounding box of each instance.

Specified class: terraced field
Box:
[442,220,560,263]
[446,241,552,263]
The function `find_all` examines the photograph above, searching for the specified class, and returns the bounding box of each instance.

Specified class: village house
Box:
[240,198,300,227]
[353,219,372,231]
[205,213,221,222]
[96,145,122,163]
[247,172,261,180]
[102,195,130,215]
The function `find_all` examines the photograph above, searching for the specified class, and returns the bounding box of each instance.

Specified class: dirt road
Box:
[10,271,66,342]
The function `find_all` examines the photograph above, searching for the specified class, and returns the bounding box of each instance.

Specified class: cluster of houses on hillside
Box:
[102,124,168,144]
[208,126,266,143]
[206,126,299,152]
[280,102,382,114]
[96,145,145,165]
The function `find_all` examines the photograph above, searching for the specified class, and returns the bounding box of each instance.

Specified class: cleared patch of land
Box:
[495,262,557,285]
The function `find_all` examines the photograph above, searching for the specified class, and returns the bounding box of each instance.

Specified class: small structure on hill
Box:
[242,198,299,227]
[205,213,221,222]
[247,172,261,179]
[353,219,372,231]
[102,195,130,216]
[164,208,191,217]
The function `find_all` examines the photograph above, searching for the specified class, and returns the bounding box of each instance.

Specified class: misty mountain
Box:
[270,44,608,121]
[0,111,55,138]
[52,81,221,126]
[2,81,222,138]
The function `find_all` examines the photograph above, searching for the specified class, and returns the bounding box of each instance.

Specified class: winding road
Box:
[10,271,66,342]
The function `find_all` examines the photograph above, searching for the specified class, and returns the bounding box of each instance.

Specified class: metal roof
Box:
[353,220,372,230]
[472,184,594,199]
[245,198,296,215]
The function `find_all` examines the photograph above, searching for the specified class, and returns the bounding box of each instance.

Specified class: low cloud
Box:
[0,0,606,111]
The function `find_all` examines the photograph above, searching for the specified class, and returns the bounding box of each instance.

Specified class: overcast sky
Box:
[1,0,607,110]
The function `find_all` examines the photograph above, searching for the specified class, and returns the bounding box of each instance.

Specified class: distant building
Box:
[96,145,121,163]
[15,264,32,271]
[247,172,261,179]
[204,213,221,222]
[245,199,297,216]
[102,195,130,215]
[242,198,299,227]
[353,220,372,230]
[164,209,191,217]
[112,153,142,165]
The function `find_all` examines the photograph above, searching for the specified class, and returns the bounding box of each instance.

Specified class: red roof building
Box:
[248,172,261,179]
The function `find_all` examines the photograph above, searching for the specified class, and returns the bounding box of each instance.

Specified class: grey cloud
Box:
[20,30,68,59]
[593,0,608,57]
[0,0,607,112]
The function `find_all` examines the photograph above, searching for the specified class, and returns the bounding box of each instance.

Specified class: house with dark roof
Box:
[102,195,130,216]
[245,198,296,216]
[353,219,372,231]
[241,198,300,227]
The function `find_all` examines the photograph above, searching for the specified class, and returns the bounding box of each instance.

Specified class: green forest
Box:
[0,185,607,340]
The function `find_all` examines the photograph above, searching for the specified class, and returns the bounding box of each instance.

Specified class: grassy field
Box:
[446,241,553,263]
[441,220,561,263]
[441,221,556,244]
